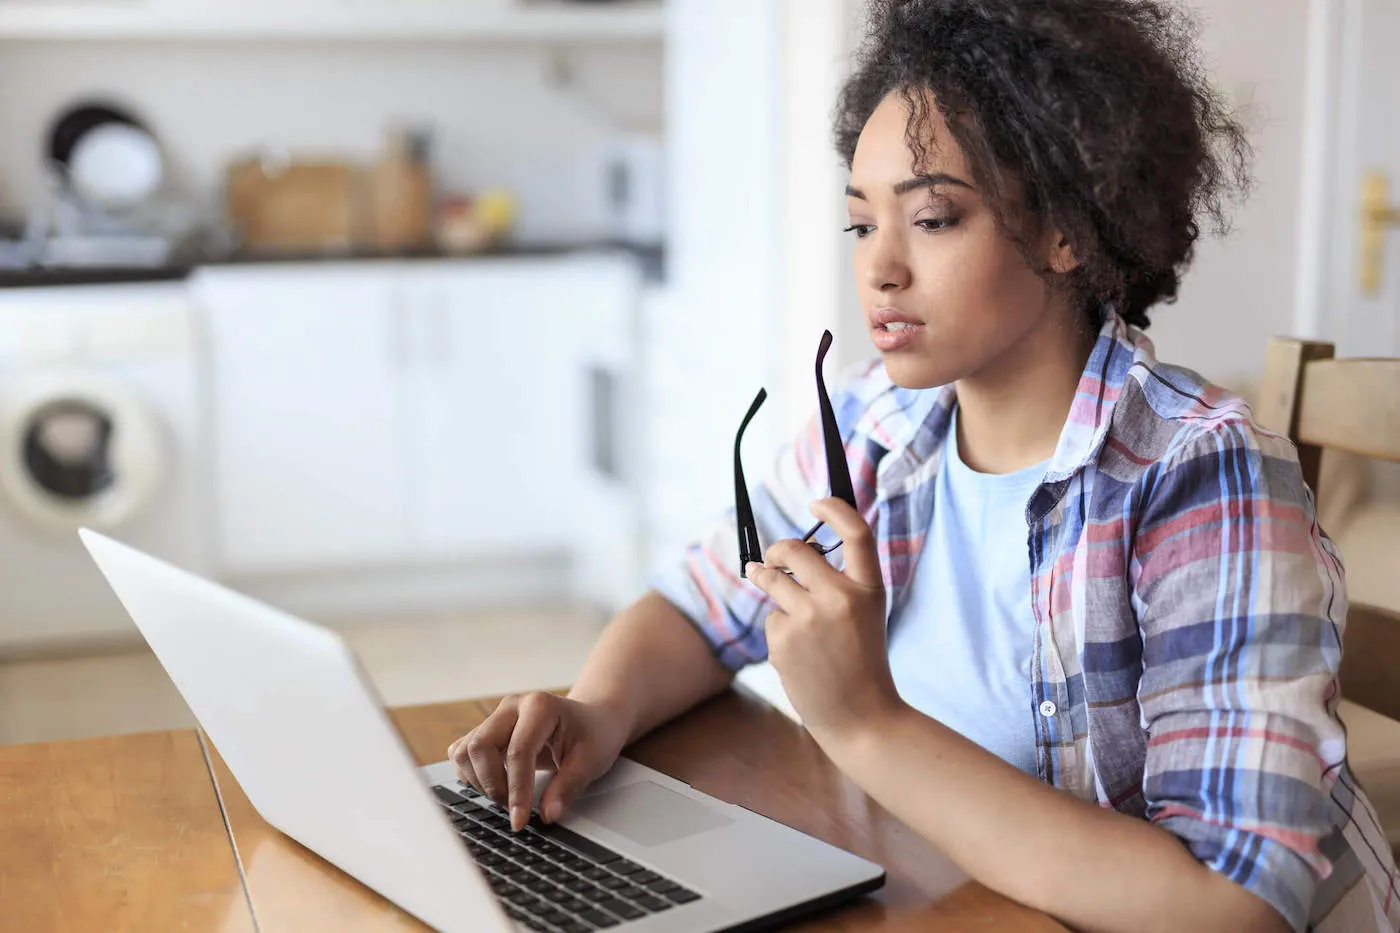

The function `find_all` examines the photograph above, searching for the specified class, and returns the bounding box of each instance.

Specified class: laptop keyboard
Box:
[432,783,703,931]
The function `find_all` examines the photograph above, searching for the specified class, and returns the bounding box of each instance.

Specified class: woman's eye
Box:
[916,217,957,232]
[842,224,874,239]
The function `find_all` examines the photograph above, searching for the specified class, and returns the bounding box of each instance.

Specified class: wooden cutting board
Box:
[226,159,363,253]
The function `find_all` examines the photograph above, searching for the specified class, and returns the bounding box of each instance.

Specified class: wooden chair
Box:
[1258,337,1400,855]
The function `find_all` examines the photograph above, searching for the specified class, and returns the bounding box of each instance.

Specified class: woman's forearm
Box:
[822,705,1288,933]
[567,590,735,746]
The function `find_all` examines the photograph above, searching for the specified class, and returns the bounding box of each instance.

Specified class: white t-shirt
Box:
[886,410,1047,775]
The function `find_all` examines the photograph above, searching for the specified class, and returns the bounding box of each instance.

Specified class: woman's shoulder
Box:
[1111,331,1299,472]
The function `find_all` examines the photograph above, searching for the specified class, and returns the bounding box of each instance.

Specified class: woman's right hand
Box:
[447,692,630,832]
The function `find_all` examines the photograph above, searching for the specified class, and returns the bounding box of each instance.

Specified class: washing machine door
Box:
[0,368,165,533]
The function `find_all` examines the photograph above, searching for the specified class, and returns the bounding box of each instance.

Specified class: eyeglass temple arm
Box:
[814,330,856,508]
[800,330,855,550]
[735,388,767,576]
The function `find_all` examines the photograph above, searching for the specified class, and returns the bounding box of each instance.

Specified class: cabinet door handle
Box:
[390,287,410,369]
[588,365,620,482]
[435,290,451,367]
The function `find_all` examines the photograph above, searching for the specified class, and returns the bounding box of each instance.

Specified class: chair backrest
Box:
[1258,337,1400,722]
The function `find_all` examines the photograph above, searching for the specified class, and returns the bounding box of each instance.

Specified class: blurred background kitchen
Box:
[0,0,1395,747]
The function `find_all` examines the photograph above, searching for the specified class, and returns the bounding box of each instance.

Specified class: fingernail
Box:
[544,801,560,823]
[511,805,527,831]
[746,562,761,576]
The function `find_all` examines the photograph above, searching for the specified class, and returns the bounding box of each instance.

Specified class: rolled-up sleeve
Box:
[651,406,831,671]
[1130,420,1349,932]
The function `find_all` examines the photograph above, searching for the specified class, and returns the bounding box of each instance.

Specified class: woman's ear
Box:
[1047,231,1080,275]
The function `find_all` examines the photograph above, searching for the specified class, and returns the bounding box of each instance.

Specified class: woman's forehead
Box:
[851,91,969,187]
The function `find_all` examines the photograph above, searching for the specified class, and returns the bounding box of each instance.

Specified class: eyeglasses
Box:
[735,330,855,579]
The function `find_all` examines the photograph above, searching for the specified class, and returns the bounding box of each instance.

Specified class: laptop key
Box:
[557,922,591,933]
[598,898,646,921]
[630,870,662,885]
[527,819,623,864]
[614,884,645,900]
[633,894,673,913]
[664,888,701,905]
[456,781,484,798]
[523,877,558,896]
[512,885,543,907]
[558,896,590,913]
[535,881,571,903]
[598,875,628,891]
[579,909,620,929]
[609,859,644,875]
[579,885,613,905]
[644,878,680,894]
[581,866,612,882]
[431,785,467,806]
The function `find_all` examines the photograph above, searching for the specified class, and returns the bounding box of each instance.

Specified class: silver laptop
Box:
[80,530,885,933]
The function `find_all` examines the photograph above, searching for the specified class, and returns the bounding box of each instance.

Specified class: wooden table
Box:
[0,689,1067,933]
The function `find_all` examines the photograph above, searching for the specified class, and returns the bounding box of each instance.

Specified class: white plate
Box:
[68,122,164,208]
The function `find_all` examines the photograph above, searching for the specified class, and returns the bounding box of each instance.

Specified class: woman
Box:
[451,2,1399,930]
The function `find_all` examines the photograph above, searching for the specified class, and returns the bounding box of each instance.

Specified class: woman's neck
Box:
[954,307,1094,475]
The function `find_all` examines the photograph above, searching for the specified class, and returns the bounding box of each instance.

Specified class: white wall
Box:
[0,39,663,242]
[1148,0,1312,389]
[641,0,783,573]
[779,0,854,436]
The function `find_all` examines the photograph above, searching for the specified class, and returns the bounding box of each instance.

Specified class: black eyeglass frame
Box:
[734,330,856,579]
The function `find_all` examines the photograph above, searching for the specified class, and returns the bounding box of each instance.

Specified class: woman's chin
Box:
[881,352,957,391]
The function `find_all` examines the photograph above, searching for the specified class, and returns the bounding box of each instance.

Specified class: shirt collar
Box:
[1044,309,1142,481]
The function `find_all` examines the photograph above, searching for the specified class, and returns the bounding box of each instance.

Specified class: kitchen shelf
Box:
[0,2,664,42]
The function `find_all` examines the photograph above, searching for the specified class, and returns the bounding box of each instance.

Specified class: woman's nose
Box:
[863,232,912,293]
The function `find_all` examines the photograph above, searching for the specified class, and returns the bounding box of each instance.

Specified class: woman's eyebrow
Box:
[845,172,975,200]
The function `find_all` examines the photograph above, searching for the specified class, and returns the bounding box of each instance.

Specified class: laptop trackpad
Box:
[571,780,734,848]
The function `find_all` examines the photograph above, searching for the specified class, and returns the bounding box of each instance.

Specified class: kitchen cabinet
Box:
[401,260,580,558]
[193,255,642,607]
[0,1,664,41]
[193,264,412,574]
[400,256,641,606]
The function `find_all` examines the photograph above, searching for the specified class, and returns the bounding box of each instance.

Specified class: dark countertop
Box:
[0,241,665,289]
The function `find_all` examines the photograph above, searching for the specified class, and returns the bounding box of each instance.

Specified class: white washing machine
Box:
[0,282,212,652]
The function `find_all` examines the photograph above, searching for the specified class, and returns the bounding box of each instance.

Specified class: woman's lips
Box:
[871,322,923,351]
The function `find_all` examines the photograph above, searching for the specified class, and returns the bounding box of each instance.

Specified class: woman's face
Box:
[847,90,1074,389]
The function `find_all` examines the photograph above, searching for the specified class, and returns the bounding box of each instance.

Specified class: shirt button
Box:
[1039,700,1058,718]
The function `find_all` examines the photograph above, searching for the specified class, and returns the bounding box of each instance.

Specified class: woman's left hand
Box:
[745,497,906,747]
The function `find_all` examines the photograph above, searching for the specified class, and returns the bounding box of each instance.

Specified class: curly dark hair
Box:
[834,0,1252,329]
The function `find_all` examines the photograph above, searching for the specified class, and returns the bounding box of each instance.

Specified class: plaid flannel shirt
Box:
[654,311,1399,932]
